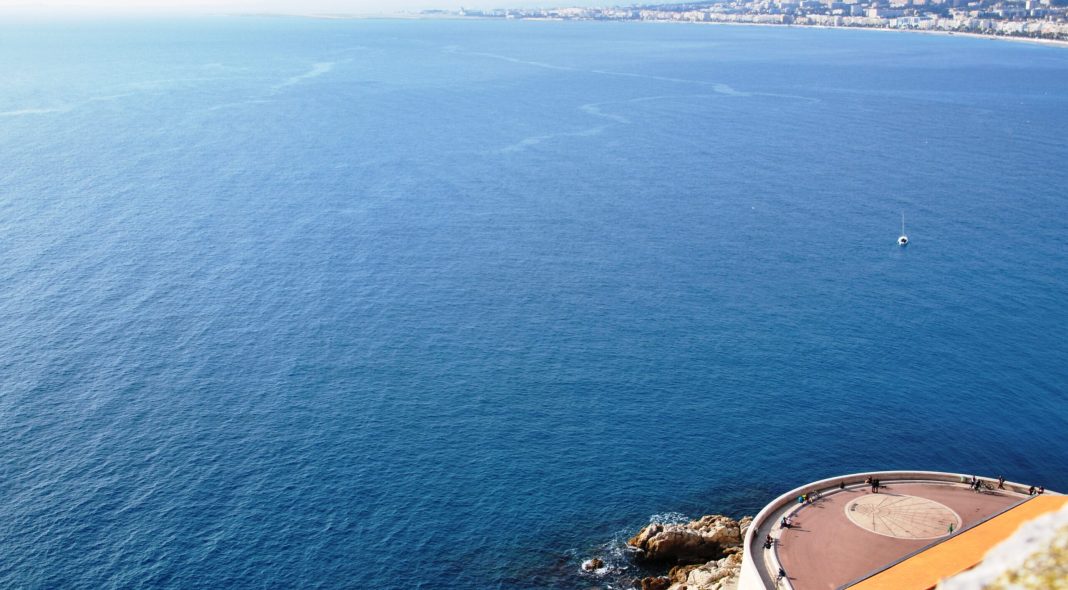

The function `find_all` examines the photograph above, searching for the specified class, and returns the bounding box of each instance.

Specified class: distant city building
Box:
[458,0,1068,41]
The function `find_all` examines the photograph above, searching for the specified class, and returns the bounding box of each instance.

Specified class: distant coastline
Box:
[460,14,1068,50]
[259,12,1068,49]
[453,2,1068,46]
[686,19,1068,49]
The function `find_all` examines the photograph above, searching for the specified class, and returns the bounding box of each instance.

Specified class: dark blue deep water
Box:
[1,17,1067,589]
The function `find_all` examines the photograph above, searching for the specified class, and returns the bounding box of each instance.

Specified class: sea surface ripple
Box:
[1,17,1067,590]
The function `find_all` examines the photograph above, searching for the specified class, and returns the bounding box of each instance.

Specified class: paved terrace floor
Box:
[849,494,1068,590]
[769,481,1027,590]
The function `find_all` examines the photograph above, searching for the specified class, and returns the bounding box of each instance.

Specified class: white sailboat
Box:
[898,212,909,246]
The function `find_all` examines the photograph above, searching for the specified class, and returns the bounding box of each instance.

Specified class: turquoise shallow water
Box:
[1,17,1067,589]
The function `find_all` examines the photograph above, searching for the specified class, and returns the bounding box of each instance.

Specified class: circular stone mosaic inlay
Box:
[845,494,962,539]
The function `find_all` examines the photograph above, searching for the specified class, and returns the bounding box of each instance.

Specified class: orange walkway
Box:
[848,495,1068,590]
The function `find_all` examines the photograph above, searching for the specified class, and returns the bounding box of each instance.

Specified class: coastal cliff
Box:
[626,514,753,590]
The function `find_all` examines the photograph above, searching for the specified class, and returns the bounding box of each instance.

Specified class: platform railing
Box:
[736,470,1050,590]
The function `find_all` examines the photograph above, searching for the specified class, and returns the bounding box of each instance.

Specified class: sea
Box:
[1,16,1067,590]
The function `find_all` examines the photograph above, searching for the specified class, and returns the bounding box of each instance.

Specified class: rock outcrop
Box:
[581,557,605,571]
[628,514,752,590]
[667,552,744,590]
[628,515,748,565]
[639,576,672,590]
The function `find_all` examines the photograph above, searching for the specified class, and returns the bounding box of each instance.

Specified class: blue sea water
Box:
[1,16,1067,589]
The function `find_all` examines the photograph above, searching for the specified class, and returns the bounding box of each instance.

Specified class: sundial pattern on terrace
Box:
[845,494,962,539]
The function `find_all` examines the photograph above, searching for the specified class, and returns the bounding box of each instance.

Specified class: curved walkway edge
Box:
[737,470,1054,590]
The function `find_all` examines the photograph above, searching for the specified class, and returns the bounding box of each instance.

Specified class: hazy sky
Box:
[2,0,605,16]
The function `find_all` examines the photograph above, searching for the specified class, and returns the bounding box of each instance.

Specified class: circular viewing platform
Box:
[737,471,1056,590]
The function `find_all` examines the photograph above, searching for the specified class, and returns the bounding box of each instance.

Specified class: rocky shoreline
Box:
[584,514,753,590]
